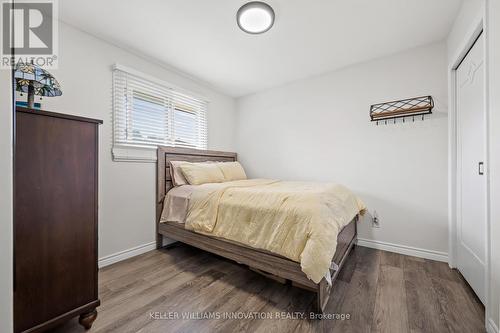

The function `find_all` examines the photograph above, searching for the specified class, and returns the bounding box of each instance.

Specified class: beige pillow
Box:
[179,162,225,185]
[169,161,189,186]
[218,161,247,182]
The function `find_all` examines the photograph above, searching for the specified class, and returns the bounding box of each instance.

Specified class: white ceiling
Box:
[60,0,463,97]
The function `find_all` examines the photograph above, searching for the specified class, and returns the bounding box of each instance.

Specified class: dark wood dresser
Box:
[14,107,102,332]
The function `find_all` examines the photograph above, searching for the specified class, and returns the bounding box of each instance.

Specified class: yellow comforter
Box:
[185,179,365,283]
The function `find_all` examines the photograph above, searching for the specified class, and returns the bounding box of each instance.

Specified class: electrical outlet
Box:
[372,210,380,228]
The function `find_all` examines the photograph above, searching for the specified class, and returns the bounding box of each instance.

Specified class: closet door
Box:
[456,32,486,303]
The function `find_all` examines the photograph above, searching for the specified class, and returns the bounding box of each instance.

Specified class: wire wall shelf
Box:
[370,95,434,124]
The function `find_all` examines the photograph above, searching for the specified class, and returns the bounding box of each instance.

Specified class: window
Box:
[112,65,207,160]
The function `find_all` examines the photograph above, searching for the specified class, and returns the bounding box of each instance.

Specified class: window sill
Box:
[112,145,157,162]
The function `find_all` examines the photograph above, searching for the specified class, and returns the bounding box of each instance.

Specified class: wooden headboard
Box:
[155,146,237,247]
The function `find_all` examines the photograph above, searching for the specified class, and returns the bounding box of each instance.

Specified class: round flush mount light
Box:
[237,1,275,34]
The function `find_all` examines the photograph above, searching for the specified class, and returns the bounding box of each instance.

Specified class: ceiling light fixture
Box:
[237,1,275,34]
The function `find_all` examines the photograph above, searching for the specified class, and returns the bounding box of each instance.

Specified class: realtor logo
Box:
[1,0,58,68]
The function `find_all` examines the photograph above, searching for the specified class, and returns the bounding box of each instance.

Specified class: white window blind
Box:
[113,66,208,152]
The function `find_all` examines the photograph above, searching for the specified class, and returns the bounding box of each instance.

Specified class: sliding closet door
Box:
[456,32,486,303]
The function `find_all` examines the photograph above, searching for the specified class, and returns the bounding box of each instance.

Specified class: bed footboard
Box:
[317,217,357,313]
[158,216,358,315]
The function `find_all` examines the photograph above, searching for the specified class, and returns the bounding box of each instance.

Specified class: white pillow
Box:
[218,162,247,181]
[169,161,189,186]
[179,162,225,185]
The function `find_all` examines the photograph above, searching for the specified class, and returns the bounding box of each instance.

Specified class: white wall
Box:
[487,0,500,329]
[447,0,485,63]
[236,42,449,257]
[0,66,13,331]
[36,22,236,259]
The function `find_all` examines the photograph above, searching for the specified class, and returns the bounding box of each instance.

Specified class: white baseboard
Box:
[98,241,156,268]
[487,318,499,333]
[357,238,448,262]
[99,238,448,268]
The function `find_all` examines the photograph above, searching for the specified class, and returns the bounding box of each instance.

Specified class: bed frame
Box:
[155,146,358,314]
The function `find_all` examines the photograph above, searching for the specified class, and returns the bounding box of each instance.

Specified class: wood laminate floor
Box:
[54,245,485,333]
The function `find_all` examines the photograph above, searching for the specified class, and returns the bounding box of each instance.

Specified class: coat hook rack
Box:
[370,95,434,123]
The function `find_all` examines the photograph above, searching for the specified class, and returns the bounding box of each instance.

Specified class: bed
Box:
[155,146,360,314]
